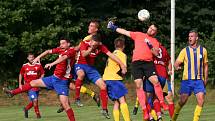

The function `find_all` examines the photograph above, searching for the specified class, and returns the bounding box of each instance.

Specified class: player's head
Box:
[27,53,35,64]
[147,24,158,37]
[114,37,125,50]
[90,34,101,48]
[88,20,100,35]
[188,30,198,46]
[59,38,70,50]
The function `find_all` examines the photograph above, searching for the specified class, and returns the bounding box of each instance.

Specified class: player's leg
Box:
[119,96,130,121]
[113,101,120,121]
[148,75,168,111]
[23,98,33,118]
[165,80,174,118]
[80,85,100,107]
[59,95,75,121]
[131,61,149,120]
[133,97,139,115]
[95,78,110,119]
[3,79,46,97]
[74,67,85,107]
[193,80,206,121]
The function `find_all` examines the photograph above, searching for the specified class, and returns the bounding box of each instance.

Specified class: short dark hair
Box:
[92,34,102,42]
[189,30,198,36]
[27,52,34,56]
[90,19,100,30]
[60,37,70,43]
[114,37,125,48]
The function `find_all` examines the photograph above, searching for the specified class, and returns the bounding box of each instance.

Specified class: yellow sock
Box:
[150,109,158,120]
[113,109,120,121]
[80,86,95,98]
[135,97,139,108]
[120,103,131,121]
[193,105,202,121]
[172,102,182,121]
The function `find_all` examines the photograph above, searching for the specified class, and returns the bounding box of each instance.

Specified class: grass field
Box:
[0,104,214,121]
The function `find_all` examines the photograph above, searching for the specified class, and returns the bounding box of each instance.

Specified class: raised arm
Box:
[107,21,131,37]
[45,55,68,69]
[33,49,52,64]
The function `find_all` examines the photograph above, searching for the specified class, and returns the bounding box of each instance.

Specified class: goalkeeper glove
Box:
[107,21,118,31]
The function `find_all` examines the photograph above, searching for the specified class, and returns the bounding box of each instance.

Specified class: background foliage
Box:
[0,0,214,86]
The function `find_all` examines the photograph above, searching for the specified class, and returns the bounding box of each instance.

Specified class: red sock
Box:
[75,79,82,100]
[34,104,40,116]
[153,83,164,102]
[146,102,151,111]
[66,108,75,121]
[25,101,33,110]
[136,88,146,109]
[168,103,175,118]
[11,83,32,95]
[153,99,161,113]
[100,89,108,110]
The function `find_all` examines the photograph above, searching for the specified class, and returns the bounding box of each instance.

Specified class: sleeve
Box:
[79,42,88,51]
[176,48,186,62]
[101,45,110,54]
[203,48,208,63]
[39,65,45,75]
[51,48,60,54]
[19,66,25,75]
[130,32,141,41]
[63,49,76,58]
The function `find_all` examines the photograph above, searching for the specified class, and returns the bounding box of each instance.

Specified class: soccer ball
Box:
[138,9,150,21]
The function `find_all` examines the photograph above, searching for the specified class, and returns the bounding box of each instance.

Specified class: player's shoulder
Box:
[22,63,28,67]
[114,50,126,57]
[83,35,92,41]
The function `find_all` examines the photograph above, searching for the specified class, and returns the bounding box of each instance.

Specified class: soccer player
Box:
[19,53,45,118]
[75,34,127,119]
[3,39,76,121]
[133,44,174,121]
[107,21,168,120]
[73,20,100,107]
[103,37,130,121]
[172,30,208,121]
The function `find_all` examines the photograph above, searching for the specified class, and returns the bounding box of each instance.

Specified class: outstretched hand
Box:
[107,21,118,31]
[45,63,53,70]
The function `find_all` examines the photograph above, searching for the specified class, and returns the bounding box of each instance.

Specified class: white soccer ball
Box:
[138,9,150,21]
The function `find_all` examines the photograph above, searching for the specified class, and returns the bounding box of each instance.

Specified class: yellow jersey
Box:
[176,46,208,80]
[103,50,127,80]
[83,35,92,41]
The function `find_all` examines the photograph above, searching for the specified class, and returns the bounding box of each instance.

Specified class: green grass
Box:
[0,104,214,121]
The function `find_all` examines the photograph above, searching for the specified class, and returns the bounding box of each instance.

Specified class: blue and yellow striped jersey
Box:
[176,46,208,80]
[103,50,127,80]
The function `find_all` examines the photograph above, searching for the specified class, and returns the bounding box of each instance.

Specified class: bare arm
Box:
[40,73,45,78]
[174,60,183,71]
[45,55,68,69]
[151,48,159,56]
[167,60,173,75]
[81,47,93,57]
[18,74,23,88]
[106,51,127,74]
[33,50,52,64]
[116,28,131,37]
[204,62,208,86]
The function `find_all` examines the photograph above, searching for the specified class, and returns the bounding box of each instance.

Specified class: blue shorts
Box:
[42,75,69,96]
[180,79,206,96]
[143,76,166,93]
[28,90,39,101]
[167,80,172,92]
[105,80,128,101]
[74,64,101,84]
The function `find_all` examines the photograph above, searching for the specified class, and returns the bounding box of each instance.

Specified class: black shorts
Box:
[131,61,157,80]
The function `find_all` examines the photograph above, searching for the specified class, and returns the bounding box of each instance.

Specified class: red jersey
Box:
[20,63,45,91]
[130,32,159,62]
[153,45,171,79]
[76,40,109,66]
[51,47,76,80]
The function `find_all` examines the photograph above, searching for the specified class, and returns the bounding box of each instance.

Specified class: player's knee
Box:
[77,70,85,80]
[134,79,142,89]
[149,75,159,85]
[197,98,204,107]
[61,101,70,110]
[30,80,37,87]
[100,83,107,90]
[69,83,75,90]
[33,99,38,105]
